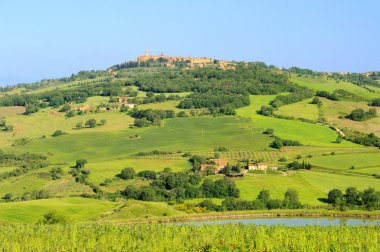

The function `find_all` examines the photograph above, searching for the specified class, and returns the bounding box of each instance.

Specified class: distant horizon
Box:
[1,50,379,87]
[1,0,379,86]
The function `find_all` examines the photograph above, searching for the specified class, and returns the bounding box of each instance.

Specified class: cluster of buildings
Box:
[73,97,135,112]
[136,49,238,70]
[199,159,278,175]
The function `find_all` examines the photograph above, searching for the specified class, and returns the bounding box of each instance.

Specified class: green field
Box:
[87,158,191,184]
[291,76,380,99]
[0,107,134,147]
[0,167,93,199]
[307,153,380,171]
[236,95,359,147]
[274,98,319,121]
[1,223,379,251]
[11,116,272,162]
[300,170,380,193]
[0,198,121,223]
[322,98,380,135]
[235,173,325,205]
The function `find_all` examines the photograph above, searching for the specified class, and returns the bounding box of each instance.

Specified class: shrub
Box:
[120,167,136,180]
[51,130,66,137]
[38,210,69,225]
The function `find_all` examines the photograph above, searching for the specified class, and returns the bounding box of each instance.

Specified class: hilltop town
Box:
[135,49,238,70]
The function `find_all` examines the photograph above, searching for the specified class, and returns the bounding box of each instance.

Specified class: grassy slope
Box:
[12,117,272,163]
[87,158,191,184]
[0,198,121,223]
[300,170,380,193]
[307,153,380,170]
[0,198,185,224]
[236,95,358,147]
[235,173,325,205]
[0,167,93,198]
[274,98,319,121]
[291,76,380,99]
[322,98,380,135]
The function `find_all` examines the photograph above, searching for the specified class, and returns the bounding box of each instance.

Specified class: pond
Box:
[177,217,380,226]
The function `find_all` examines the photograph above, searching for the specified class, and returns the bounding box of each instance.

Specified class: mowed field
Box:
[236,169,380,205]
[86,158,191,185]
[307,153,380,171]
[274,98,319,121]
[236,95,359,147]
[0,104,134,147]
[10,116,272,163]
[290,76,380,100]
[0,166,93,198]
[0,198,186,223]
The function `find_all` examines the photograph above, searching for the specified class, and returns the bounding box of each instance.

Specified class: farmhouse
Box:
[199,159,228,172]
[210,159,228,171]
[116,97,128,103]
[248,162,268,171]
[200,164,216,170]
[74,105,92,111]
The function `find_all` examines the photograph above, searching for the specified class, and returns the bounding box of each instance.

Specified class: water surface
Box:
[177,217,380,226]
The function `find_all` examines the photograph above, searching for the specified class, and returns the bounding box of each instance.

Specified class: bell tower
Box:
[145,48,149,57]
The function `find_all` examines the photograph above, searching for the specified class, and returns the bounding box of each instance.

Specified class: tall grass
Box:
[0,224,379,251]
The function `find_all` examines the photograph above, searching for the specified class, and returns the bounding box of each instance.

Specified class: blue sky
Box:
[0,0,379,85]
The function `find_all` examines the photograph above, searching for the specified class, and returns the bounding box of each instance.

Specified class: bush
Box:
[75,159,88,168]
[120,167,136,180]
[85,119,97,128]
[51,130,66,137]
[137,170,157,179]
[38,210,69,225]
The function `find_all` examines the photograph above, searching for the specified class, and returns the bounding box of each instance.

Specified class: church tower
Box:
[145,48,149,57]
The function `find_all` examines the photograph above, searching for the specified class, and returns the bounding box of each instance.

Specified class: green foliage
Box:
[85,119,97,128]
[38,210,69,225]
[286,160,312,170]
[283,189,303,209]
[271,87,314,108]
[75,159,87,168]
[1,224,380,251]
[51,130,66,137]
[370,98,380,106]
[137,170,157,179]
[346,108,377,121]
[258,105,274,116]
[130,109,175,127]
[270,137,302,149]
[50,167,64,180]
[327,187,380,210]
[119,167,136,180]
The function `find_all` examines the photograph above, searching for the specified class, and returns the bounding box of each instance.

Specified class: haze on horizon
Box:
[0,0,379,86]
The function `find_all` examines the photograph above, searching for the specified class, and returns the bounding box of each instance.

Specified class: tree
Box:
[60,104,71,112]
[85,119,97,128]
[51,130,66,137]
[75,122,83,129]
[138,187,156,201]
[66,111,75,117]
[120,167,135,180]
[121,185,139,199]
[2,193,13,202]
[75,159,87,168]
[344,187,360,205]
[100,119,107,125]
[327,189,343,206]
[257,189,271,204]
[38,210,68,224]
[283,189,302,209]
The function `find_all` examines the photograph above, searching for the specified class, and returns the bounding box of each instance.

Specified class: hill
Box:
[0,56,380,224]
